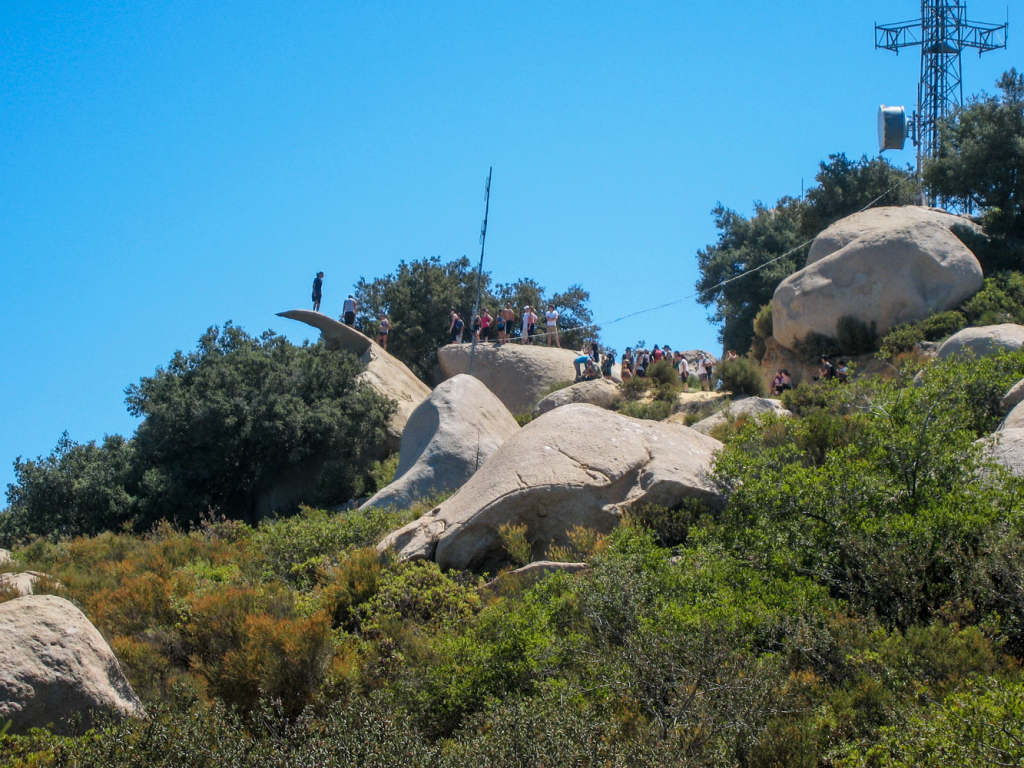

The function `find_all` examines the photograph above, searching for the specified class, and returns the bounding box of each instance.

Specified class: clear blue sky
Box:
[0,0,1014,491]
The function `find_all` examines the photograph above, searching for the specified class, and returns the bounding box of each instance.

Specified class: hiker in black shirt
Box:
[312,272,324,312]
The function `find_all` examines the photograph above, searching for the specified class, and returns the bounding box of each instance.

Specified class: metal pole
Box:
[468,167,492,376]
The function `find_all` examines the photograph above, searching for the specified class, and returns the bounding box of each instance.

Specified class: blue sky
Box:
[0,0,1015,491]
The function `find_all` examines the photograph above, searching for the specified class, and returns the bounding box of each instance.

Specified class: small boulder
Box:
[689,396,792,435]
[1002,378,1024,410]
[0,571,56,597]
[482,561,589,594]
[362,375,519,511]
[437,343,584,415]
[0,549,10,565]
[0,595,145,734]
[772,206,984,351]
[936,324,1024,361]
[534,378,622,416]
[378,404,722,572]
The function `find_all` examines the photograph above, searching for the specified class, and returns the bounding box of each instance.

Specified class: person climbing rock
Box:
[312,272,324,312]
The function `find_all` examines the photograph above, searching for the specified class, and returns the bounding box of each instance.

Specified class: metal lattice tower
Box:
[876,1,1006,162]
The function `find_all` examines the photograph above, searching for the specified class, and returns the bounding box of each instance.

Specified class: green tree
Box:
[926,69,1024,240]
[2,433,137,541]
[354,256,486,381]
[126,323,395,527]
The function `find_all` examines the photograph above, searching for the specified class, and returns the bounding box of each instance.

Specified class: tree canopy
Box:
[2,323,395,542]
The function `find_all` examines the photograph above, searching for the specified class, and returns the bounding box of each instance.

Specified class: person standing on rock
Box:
[499,304,515,344]
[377,314,390,351]
[342,295,357,327]
[696,354,709,391]
[449,309,464,344]
[545,305,560,347]
[678,353,689,392]
[521,306,537,344]
[479,308,493,342]
[312,272,324,312]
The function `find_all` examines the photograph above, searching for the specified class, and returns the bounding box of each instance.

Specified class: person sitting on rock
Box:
[770,370,785,397]
[377,314,390,351]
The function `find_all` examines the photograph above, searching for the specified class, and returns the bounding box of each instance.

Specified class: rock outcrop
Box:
[0,549,10,565]
[772,206,984,351]
[689,396,792,435]
[378,404,723,572]
[482,561,590,594]
[0,571,55,597]
[1002,402,1024,432]
[278,310,431,450]
[362,375,519,511]
[979,428,1024,476]
[1002,378,1024,411]
[437,343,582,415]
[0,595,145,734]
[936,324,1024,361]
[534,378,622,416]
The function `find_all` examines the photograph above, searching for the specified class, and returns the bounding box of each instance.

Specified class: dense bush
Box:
[835,315,878,355]
[878,310,968,357]
[0,324,396,544]
[617,399,672,421]
[717,356,767,396]
[962,271,1024,326]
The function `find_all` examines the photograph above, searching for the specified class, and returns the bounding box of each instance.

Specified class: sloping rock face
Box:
[689,396,792,435]
[772,206,984,351]
[1001,402,1024,432]
[278,310,431,450]
[1002,378,1024,410]
[0,595,145,734]
[362,375,519,511]
[978,428,1024,476]
[936,324,1024,361]
[437,343,582,415]
[378,404,723,572]
[534,378,622,416]
[805,206,981,267]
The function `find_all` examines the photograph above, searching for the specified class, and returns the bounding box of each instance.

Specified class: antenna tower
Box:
[875,1,1006,166]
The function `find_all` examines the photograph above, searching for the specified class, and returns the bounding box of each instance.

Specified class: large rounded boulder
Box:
[437,343,583,415]
[362,374,519,511]
[534,378,622,416]
[936,324,1024,361]
[378,404,723,572]
[772,206,984,351]
[0,595,145,734]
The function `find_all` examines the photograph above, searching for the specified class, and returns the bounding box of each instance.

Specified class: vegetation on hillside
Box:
[1,324,395,542]
[4,352,1024,766]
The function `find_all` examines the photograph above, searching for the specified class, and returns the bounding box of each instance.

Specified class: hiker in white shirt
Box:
[545,305,560,347]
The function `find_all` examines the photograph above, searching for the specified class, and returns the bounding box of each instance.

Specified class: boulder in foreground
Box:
[362,374,519,511]
[0,595,145,734]
[437,343,583,415]
[772,206,984,351]
[378,404,723,572]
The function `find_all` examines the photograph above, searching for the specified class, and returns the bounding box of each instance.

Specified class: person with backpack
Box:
[312,272,324,312]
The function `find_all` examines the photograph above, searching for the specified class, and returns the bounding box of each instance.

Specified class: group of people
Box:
[618,346,726,392]
[448,304,563,347]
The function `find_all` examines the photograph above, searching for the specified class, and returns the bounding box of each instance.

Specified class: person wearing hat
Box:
[342,295,357,327]
[312,272,324,312]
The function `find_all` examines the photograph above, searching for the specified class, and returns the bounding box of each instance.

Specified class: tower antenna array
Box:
[875,0,1006,167]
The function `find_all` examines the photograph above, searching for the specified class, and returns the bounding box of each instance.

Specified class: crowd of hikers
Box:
[447,304,564,347]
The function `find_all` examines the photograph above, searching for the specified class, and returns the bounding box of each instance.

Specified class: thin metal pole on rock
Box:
[468,167,492,377]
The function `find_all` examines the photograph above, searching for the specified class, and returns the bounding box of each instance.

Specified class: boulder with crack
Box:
[378,404,723,572]
[0,595,145,734]
[772,206,984,351]
[362,374,519,511]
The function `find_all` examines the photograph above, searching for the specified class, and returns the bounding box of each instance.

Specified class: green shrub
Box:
[753,303,773,340]
[718,357,767,396]
[793,332,841,364]
[617,400,672,421]
[367,454,399,493]
[646,359,679,387]
[879,311,967,357]
[498,523,532,567]
[962,271,1024,326]
[836,315,878,355]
